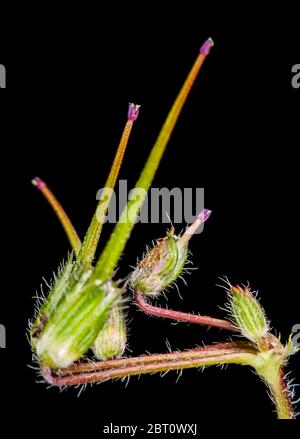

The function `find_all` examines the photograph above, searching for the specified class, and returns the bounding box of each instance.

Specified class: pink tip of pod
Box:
[200,38,214,56]
[128,103,141,122]
[197,209,212,223]
[32,176,47,190]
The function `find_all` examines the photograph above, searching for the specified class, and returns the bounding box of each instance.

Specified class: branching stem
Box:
[135,291,237,331]
[42,341,257,386]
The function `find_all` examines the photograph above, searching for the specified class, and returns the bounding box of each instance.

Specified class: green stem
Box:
[269,370,294,419]
[254,361,295,419]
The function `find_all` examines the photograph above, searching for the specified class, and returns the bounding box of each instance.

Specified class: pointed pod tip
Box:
[230,285,252,297]
[32,176,46,190]
[197,208,212,223]
[200,38,215,56]
[128,103,141,122]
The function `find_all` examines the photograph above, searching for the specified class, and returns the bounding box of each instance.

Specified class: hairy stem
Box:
[42,341,257,386]
[135,291,237,331]
[58,341,255,374]
[254,359,295,419]
[269,369,294,419]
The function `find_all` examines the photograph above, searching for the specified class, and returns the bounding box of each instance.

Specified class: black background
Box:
[1,3,299,435]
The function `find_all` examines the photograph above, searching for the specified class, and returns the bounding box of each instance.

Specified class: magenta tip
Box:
[32,176,46,190]
[128,103,141,122]
[197,209,212,223]
[200,38,214,56]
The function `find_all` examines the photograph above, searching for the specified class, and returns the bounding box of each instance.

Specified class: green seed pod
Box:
[93,305,127,360]
[36,275,121,369]
[228,285,270,344]
[130,227,188,296]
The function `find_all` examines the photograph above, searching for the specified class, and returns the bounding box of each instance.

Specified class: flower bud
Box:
[228,285,270,344]
[130,228,188,296]
[36,276,121,369]
[130,210,211,296]
[93,305,127,360]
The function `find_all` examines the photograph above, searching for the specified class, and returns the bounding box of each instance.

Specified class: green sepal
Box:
[228,285,270,344]
[36,276,121,369]
[93,304,127,360]
[30,253,75,348]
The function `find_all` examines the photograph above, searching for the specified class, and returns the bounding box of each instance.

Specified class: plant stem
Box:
[269,369,294,419]
[254,360,295,419]
[93,39,214,281]
[58,341,255,374]
[42,341,257,386]
[135,291,237,331]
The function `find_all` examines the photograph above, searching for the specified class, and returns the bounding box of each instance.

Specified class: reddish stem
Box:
[59,341,252,375]
[135,292,237,331]
[42,341,256,387]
